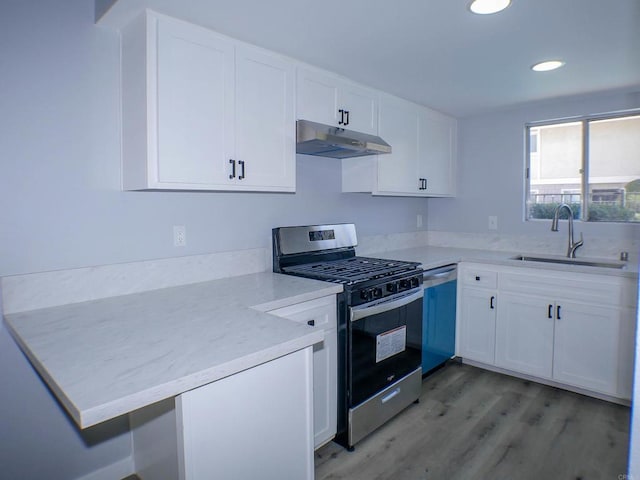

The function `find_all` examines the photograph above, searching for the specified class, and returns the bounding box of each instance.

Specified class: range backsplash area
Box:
[2,229,636,315]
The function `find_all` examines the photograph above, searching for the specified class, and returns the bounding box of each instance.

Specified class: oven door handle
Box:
[350,289,423,322]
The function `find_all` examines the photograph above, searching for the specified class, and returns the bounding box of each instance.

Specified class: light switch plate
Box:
[488,216,498,230]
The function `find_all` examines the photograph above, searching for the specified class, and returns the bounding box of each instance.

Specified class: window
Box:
[526,112,640,223]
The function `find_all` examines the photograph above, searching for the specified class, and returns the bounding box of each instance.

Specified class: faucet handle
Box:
[570,232,584,258]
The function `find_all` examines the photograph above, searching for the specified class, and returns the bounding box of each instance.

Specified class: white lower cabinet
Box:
[177,347,314,480]
[458,286,497,365]
[267,295,338,449]
[130,347,314,480]
[458,262,637,401]
[495,292,554,379]
[457,264,498,364]
[552,300,621,395]
[176,347,314,480]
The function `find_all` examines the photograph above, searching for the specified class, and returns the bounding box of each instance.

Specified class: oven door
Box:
[349,288,423,407]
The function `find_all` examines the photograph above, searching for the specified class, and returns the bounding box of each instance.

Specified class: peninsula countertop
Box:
[3,272,342,429]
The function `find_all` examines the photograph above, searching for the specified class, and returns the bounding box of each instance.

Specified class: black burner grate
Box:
[283,256,419,284]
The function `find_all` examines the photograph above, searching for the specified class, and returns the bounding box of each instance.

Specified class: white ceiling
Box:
[99,0,640,117]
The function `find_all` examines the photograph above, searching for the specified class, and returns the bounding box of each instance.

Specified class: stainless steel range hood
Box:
[296,120,392,159]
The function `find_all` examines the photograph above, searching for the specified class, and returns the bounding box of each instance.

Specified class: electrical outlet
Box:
[417,214,423,229]
[173,225,186,247]
[488,216,498,230]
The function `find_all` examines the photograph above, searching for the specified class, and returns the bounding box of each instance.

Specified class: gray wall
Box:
[0,1,428,478]
[426,89,640,245]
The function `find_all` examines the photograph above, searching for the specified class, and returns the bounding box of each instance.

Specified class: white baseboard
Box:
[75,456,135,480]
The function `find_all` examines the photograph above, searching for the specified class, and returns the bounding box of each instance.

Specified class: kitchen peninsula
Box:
[3,270,342,479]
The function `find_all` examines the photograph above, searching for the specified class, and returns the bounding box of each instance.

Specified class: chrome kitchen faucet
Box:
[551,203,584,258]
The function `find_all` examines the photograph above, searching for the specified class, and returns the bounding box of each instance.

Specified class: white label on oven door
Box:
[376,326,406,363]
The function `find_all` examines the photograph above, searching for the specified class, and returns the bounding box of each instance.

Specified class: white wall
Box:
[426,89,640,250]
[0,1,429,478]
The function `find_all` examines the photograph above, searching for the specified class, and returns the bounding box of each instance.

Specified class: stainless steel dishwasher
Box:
[422,264,457,374]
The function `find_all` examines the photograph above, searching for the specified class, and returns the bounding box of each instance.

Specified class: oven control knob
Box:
[386,282,397,293]
[411,277,420,288]
[373,287,382,298]
[399,279,410,290]
[360,290,371,301]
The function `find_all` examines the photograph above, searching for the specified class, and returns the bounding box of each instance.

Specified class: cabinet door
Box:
[458,287,497,365]
[177,348,314,480]
[338,83,378,135]
[296,68,339,126]
[266,296,337,449]
[376,95,420,194]
[312,328,337,448]
[235,46,295,190]
[418,108,456,196]
[617,307,637,400]
[495,293,554,379]
[155,15,235,187]
[297,67,378,135]
[552,300,620,396]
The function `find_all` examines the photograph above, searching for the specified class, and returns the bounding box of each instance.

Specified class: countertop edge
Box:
[4,317,83,425]
[251,284,343,312]
[79,329,324,428]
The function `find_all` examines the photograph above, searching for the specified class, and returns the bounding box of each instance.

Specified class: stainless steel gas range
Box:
[272,223,423,450]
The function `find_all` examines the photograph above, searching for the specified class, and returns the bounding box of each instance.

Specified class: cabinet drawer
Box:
[267,295,336,330]
[500,270,628,307]
[460,268,497,289]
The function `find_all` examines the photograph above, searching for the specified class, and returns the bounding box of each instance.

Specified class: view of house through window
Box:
[526,113,640,223]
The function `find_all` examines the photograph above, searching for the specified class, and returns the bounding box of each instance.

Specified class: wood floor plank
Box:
[315,363,630,480]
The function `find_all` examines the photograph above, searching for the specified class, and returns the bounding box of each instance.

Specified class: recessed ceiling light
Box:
[469,0,512,15]
[531,60,565,72]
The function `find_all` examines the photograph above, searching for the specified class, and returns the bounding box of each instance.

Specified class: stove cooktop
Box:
[282,256,420,285]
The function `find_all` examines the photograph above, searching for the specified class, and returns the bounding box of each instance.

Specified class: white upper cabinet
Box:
[121,11,295,192]
[342,92,457,197]
[417,108,456,196]
[234,46,295,190]
[297,67,378,135]
[118,10,453,196]
[375,94,420,193]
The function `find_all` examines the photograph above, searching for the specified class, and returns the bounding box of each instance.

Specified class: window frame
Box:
[525,109,640,223]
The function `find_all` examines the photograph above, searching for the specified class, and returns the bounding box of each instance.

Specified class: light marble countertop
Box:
[4,244,636,431]
[3,272,342,429]
[370,245,639,278]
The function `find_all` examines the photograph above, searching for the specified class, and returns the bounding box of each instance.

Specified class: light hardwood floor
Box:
[315,362,630,480]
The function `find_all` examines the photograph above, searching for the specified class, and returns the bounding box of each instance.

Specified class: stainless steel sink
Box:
[511,255,627,269]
